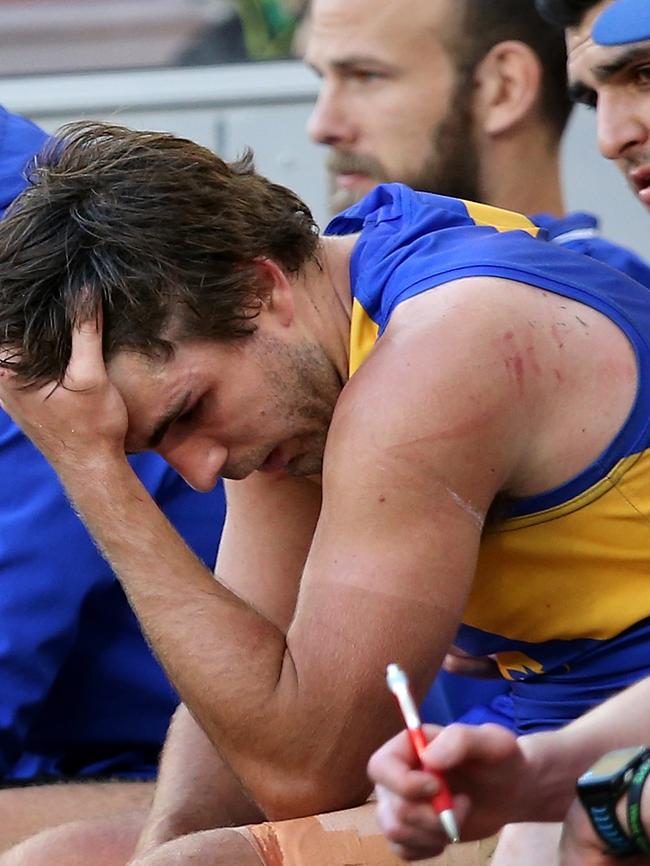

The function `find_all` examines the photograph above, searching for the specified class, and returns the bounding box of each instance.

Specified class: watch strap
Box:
[627,758,650,854]
[584,800,637,854]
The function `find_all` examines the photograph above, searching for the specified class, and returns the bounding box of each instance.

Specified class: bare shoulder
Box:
[327,275,638,500]
[327,278,538,492]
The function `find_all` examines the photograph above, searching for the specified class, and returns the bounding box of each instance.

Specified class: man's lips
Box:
[629,165,650,206]
[334,172,373,190]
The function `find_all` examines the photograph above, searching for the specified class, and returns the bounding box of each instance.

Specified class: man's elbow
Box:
[252,768,373,822]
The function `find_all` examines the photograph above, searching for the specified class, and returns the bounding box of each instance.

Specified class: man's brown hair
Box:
[0,121,319,386]
[534,0,598,28]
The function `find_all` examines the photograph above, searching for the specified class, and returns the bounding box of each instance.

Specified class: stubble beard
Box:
[326,79,481,213]
[251,332,342,477]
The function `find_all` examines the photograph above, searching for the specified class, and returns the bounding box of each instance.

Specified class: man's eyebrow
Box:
[307,55,394,74]
[146,390,192,450]
[569,46,650,104]
[592,46,650,82]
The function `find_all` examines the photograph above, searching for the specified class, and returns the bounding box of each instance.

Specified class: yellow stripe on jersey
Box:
[464,448,650,643]
[500,451,643,530]
[349,297,379,377]
[348,202,538,379]
[462,200,541,237]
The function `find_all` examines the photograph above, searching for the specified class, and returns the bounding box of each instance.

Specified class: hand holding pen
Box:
[386,663,460,844]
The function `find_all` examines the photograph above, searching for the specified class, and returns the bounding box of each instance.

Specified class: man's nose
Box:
[597,91,649,161]
[307,84,356,146]
[159,439,228,493]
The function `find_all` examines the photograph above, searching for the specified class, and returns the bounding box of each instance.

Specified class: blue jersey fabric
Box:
[535,210,650,290]
[0,107,227,780]
[426,209,650,727]
[327,184,650,733]
[0,107,46,213]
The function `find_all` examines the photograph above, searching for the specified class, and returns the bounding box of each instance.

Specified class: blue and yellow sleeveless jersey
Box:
[536,210,650,290]
[326,183,650,733]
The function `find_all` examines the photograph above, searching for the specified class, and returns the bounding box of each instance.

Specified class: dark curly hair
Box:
[0,121,320,387]
[534,0,600,27]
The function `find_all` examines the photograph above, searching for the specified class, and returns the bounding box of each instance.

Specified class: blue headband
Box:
[593,0,650,46]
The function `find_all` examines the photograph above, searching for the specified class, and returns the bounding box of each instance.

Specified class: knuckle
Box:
[367,751,385,779]
[384,822,411,844]
[393,798,417,825]
[376,801,407,841]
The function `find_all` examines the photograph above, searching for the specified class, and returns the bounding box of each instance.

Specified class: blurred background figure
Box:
[177,0,308,64]
[0,0,306,75]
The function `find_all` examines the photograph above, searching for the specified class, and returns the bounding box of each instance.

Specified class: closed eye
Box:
[176,401,200,425]
[633,65,650,87]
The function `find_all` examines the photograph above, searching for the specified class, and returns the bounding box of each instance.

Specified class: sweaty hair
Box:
[457,0,573,139]
[0,121,319,387]
[534,0,599,27]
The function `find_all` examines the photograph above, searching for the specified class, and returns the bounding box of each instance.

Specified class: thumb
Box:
[65,307,105,388]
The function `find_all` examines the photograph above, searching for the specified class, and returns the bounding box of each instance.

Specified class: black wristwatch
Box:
[577,746,650,855]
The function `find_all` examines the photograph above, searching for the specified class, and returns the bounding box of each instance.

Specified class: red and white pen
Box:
[386,663,460,844]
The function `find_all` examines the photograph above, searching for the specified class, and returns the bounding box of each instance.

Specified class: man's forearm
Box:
[56,459,324,815]
[519,676,650,824]
[61,461,290,731]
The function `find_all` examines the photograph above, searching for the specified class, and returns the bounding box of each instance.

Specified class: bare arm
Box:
[560,779,650,866]
[135,471,322,846]
[0,282,554,820]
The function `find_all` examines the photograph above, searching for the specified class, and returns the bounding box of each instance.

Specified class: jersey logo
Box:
[496,651,545,681]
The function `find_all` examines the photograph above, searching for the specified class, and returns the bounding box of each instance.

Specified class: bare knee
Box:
[0,811,143,866]
[131,828,263,866]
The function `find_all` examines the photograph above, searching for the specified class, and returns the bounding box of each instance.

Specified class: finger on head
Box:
[73,300,103,338]
[66,305,105,380]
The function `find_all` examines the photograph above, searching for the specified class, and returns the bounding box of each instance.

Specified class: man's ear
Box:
[472,40,542,137]
[253,257,295,327]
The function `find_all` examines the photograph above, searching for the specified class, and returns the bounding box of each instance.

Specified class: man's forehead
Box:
[566,0,618,87]
[568,20,650,95]
[306,0,456,62]
[566,0,612,65]
[107,351,192,453]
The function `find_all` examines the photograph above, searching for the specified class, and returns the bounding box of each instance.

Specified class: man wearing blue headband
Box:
[535,0,650,212]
